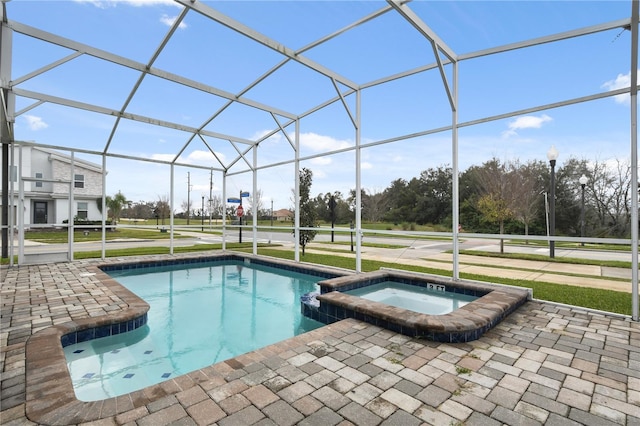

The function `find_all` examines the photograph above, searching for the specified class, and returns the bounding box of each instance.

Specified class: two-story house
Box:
[1,145,105,227]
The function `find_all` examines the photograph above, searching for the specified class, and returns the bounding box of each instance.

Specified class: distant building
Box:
[274,208,293,221]
[1,146,105,226]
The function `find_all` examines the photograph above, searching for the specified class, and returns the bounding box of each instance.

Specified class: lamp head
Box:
[546,145,559,162]
[579,174,588,186]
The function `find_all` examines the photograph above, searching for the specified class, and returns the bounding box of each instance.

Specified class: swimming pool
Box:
[63,257,339,401]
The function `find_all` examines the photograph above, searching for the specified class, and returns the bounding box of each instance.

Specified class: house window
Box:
[74,174,84,189]
[77,202,88,220]
[35,172,43,188]
[10,165,17,182]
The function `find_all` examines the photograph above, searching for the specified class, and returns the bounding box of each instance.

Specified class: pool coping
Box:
[308,269,531,343]
[23,252,349,425]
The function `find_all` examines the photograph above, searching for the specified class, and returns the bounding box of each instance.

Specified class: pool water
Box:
[345,281,477,315]
[64,261,324,401]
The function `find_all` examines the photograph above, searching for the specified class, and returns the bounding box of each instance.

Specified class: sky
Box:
[3,0,636,213]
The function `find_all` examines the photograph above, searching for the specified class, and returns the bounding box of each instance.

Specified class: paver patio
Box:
[1,253,639,425]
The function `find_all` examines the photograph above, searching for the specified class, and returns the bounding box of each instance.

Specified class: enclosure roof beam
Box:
[105,5,190,156]
[6,20,297,120]
[386,0,456,110]
[459,18,631,61]
[13,88,256,145]
[173,0,360,91]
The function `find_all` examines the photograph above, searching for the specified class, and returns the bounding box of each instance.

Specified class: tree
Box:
[181,199,192,221]
[382,178,416,224]
[510,160,547,240]
[105,191,129,224]
[297,168,318,255]
[155,196,171,225]
[585,157,634,237]
[361,189,388,223]
[208,194,223,220]
[248,189,264,218]
[472,158,518,253]
[414,165,452,225]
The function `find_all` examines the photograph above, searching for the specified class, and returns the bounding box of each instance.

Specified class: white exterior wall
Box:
[0,146,105,226]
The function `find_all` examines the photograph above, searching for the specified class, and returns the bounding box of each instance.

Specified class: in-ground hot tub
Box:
[301,269,530,343]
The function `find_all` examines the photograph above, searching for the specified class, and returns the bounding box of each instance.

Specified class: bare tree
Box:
[180,199,192,220]
[362,189,388,222]
[156,195,171,225]
[589,158,633,237]
[510,160,547,241]
[473,158,521,253]
[249,189,264,217]
[209,194,223,220]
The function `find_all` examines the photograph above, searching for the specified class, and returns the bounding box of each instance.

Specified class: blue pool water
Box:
[345,281,477,315]
[64,261,325,401]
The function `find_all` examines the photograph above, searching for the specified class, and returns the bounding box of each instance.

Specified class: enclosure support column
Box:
[17,145,23,263]
[8,140,14,265]
[452,62,460,280]
[222,171,227,251]
[0,9,13,261]
[629,0,639,321]
[294,119,300,263]
[252,145,258,255]
[68,152,74,261]
[355,89,362,273]
[101,154,106,259]
[170,164,175,254]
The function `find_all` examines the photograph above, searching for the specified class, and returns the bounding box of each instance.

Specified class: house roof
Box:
[34,147,105,174]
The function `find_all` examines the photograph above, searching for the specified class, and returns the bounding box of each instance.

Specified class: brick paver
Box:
[1,253,640,425]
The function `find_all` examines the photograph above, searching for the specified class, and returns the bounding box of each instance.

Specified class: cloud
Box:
[74,0,177,8]
[186,149,225,164]
[149,153,175,162]
[24,115,48,131]
[160,14,187,29]
[502,114,552,138]
[361,162,373,170]
[602,71,638,105]
[311,157,332,166]
[300,132,353,152]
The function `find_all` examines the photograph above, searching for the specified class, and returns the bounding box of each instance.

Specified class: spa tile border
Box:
[99,252,347,280]
[306,269,531,343]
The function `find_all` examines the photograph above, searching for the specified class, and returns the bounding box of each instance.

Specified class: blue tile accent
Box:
[111,349,120,354]
[73,349,84,354]
[161,373,171,378]
[144,350,153,354]
[123,373,135,379]
[83,373,95,379]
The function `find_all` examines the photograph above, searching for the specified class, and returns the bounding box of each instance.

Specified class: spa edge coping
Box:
[313,269,532,341]
[23,252,350,425]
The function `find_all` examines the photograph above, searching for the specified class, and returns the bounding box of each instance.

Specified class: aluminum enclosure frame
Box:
[0,0,638,320]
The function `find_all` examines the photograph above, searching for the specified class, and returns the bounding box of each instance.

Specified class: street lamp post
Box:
[271,199,274,228]
[579,174,588,247]
[201,195,204,232]
[547,145,559,258]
